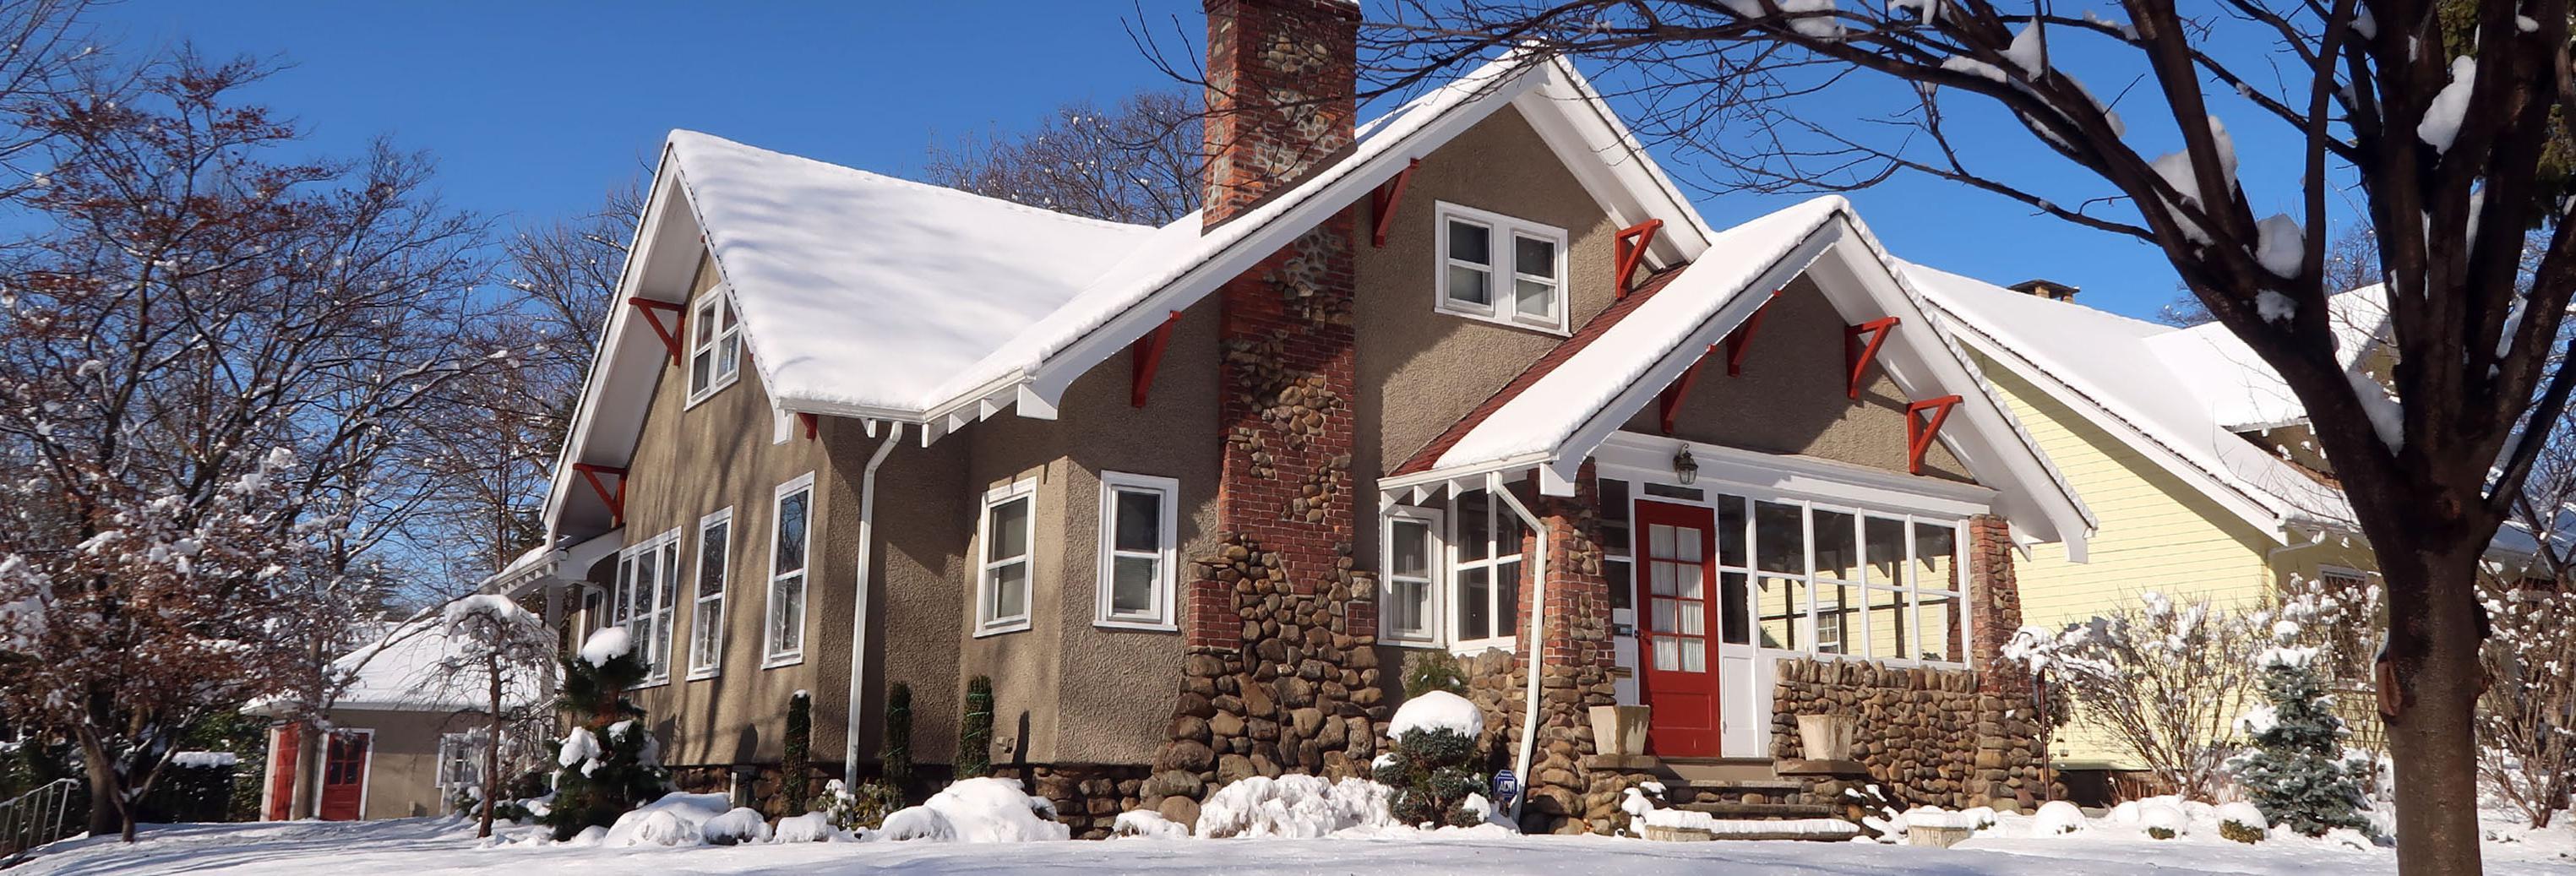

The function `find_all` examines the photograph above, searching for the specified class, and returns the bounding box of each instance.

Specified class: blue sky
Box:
[95,1,2340,323]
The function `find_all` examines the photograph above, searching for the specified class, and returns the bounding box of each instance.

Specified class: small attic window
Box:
[688,290,742,404]
[1436,203,1567,334]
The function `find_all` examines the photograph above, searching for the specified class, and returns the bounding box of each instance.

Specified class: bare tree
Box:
[0,55,502,840]
[421,595,553,838]
[923,90,1203,225]
[2475,572,2575,828]
[2159,225,2388,325]
[1362,3,2576,868]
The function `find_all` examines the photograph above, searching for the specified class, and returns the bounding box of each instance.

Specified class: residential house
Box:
[491,0,2095,836]
[249,623,531,821]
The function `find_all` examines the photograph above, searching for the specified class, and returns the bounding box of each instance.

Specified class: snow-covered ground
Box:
[13,810,2573,876]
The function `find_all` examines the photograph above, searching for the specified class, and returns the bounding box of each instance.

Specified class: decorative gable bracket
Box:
[570,463,628,525]
[1614,219,1663,297]
[627,297,688,363]
[1904,395,1961,475]
[1369,159,1420,248]
[1724,288,1784,376]
[1656,344,1718,434]
[1130,310,1185,407]
[1844,316,1899,400]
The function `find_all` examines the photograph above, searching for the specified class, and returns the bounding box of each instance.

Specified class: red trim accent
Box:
[796,412,819,440]
[627,297,687,363]
[571,463,627,525]
[1724,288,1784,376]
[1905,395,1963,475]
[1613,220,1664,297]
[1130,310,1185,408]
[1844,317,1900,400]
[1657,344,1718,434]
[1369,159,1419,248]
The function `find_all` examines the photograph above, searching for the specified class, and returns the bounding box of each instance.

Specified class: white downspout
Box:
[844,422,904,786]
[1487,471,1550,820]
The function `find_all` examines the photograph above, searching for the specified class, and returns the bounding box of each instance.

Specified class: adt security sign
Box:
[1491,768,1520,809]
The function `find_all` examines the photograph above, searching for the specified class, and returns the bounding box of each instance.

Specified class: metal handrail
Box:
[0,778,82,862]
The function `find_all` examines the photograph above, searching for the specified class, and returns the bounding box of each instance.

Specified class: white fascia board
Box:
[1593,434,1998,518]
[542,151,688,541]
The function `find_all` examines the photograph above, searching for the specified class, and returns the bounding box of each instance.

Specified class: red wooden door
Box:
[265,723,300,821]
[1635,500,1722,757]
[318,731,368,821]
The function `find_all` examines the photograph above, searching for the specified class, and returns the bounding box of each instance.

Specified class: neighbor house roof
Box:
[245,619,546,716]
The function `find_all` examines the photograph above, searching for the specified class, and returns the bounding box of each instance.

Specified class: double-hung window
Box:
[688,290,742,403]
[1380,506,1443,646]
[435,732,482,792]
[688,508,732,678]
[977,479,1037,635]
[1436,203,1568,333]
[1097,472,1179,630]
[1376,487,1529,652]
[613,529,682,683]
[764,474,814,667]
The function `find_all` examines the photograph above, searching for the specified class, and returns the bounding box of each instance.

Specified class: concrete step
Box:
[1657,756,1781,786]
[1673,801,1839,819]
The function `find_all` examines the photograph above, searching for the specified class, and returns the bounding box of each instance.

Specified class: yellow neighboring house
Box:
[1899,264,2541,772]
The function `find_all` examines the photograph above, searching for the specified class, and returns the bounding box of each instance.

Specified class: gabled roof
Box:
[1385,196,2096,557]
[542,52,1719,541]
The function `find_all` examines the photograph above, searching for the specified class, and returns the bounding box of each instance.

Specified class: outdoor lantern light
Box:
[1674,446,1699,486]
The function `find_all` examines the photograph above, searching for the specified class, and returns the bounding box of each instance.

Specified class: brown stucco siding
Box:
[1627,275,1974,482]
[339,708,481,819]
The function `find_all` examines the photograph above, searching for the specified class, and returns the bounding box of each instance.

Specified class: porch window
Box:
[1436,203,1567,333]
[1097,472,1178,630]
[1374,487,1530,652]
[1719,492,1966,667]
[612,528,682,683]
[688,290,742,403]
[687,508,732,678]
[977,478,1037,635]
[765,474,814,666]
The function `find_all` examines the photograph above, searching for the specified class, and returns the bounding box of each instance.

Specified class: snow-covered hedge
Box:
[877,776,1068,843]
[1195,775,1394,838]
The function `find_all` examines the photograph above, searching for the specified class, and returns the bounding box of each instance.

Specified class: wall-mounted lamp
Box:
[1673,446,1699,486]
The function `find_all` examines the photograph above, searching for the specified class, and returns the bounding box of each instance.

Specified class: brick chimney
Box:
[1200,0,1360,227]
[2008,279,2079,302]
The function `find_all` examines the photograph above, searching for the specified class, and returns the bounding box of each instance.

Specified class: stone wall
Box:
[992,763,1152,840]
[1768,659,2050,812]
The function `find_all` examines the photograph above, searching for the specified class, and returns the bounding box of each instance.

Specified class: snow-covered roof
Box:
[2143,286,2390,432]
[1904,264,2361,538]
[247,618,547,716]
[1392,196,2094,555]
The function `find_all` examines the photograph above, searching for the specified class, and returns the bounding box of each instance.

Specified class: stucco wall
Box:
[1631,275,1972,482]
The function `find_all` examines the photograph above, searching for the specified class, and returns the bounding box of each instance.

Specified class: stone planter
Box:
[1642,824,1711,842]
[1588,705,1650,756]
[1795,714,1854,761]
[1909,824,1974,848]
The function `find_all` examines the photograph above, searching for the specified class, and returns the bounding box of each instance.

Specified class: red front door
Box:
[318,731,368,821]
[265,723,300,821]
[1635,500,1722,757]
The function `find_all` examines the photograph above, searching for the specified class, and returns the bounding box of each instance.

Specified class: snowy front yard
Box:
[14,811,2574,876]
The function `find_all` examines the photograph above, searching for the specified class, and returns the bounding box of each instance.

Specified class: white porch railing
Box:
[0,778,81,863]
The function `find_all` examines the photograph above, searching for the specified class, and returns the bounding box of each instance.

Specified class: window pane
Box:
[1599,479,1631,525]
[1919,592,1958,662]
[1865,517,1906,586]
[1652,636,1680,671]
[1674,525,1702,564]
[1755,502,1804,573]
[1446,264,1490,307]
[1513,235,1556,279]
[634,552,659,615]
[1496,500,1528,558]
[720,300,736,329]
[1110,556,1157,614]
[988,495,1028,563]
[1457,491,1491,562]
[1390,520,1430,579]
[1676,599,1705,635]
[771,574,803,653]
[1650,560,1676,596]
[1914,522,1958,591]
[717,333,740,378]
[1457,566,1491,640]
[1448,220,1490,264]
[700,522,728,598]
[1814,509,1857,581]
[992,561,1027,620]
[1113,487,1161,553]
[1650,597,1677,633]
[1604,558,1632,612]
[1717,495,1746,567]
[1816,582,1856,654]
[776,489,810,574]
[1648,523,1675,559]
[1512,278,1554,319]
[1867,585,1908,661]
[1498,559,1522,639]
[658,544,680,607]
[1392,578,1428,635]
[1720,572,1750,645]
[695,302,716,344]
[1757,575,1806,650]
[690,351,711,393]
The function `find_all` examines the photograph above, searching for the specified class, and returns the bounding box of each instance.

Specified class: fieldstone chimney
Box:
[2008,279,2079,302]
[1200,0,1361,227]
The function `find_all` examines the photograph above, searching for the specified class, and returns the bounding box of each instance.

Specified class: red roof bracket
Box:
[1657,344,1718,434]
[628,297,688,364]
[1724,288,1785,376]
[1369,159,1419,248]
[1130,310,1185,408]
[1905,395,1963,475]
[1844,317,1900,400]
[796,412,819,441]
[1613,220,1664,297]
[571,463,629,525]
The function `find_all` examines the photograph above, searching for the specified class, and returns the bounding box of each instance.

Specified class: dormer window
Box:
[688,291,742,403]
[1436,203,1567,334]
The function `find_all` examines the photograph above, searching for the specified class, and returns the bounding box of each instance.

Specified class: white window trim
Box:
[686,507,734,680]
[1434,202,1570,335]
[975,478,1039,637]
[615,528,683,687]
[684,286,743,408]
[1095,471,1180,632]
[1378,505,1446,647]
[762,473,816,668]
[1447,489,1526,654]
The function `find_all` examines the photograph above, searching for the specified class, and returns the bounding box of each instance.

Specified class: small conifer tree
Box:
[1370,690,1486,828]
[783,691,812,812]
[957,676,994,778]
[540,629,671,841]
[881,682,914,787]
[2230,646,2372,837]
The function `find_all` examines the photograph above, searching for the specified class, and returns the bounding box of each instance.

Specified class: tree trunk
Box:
[78,743,122,840]
[294,726,322,819]
[480,654,502,839]
[2382,541,2487,875]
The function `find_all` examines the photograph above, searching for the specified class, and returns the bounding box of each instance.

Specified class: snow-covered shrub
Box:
[773,811,846,843]
[2136,797,2187,840]
[2477,578,2576,829]
[1108,808,1191,838]
[2227,645,2371,836]
[819,777,904,831]
[1371,690,1486,829]
[1615,781,1665,836]
[540,628,672,841]
[602,792,732,846]
[702,807,772,846]
[876,776,1068,842]
[2030,799,2086,836]
[2003,592,2274,800]
[2216,801,2267,844]
[1195,775,1393,838]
